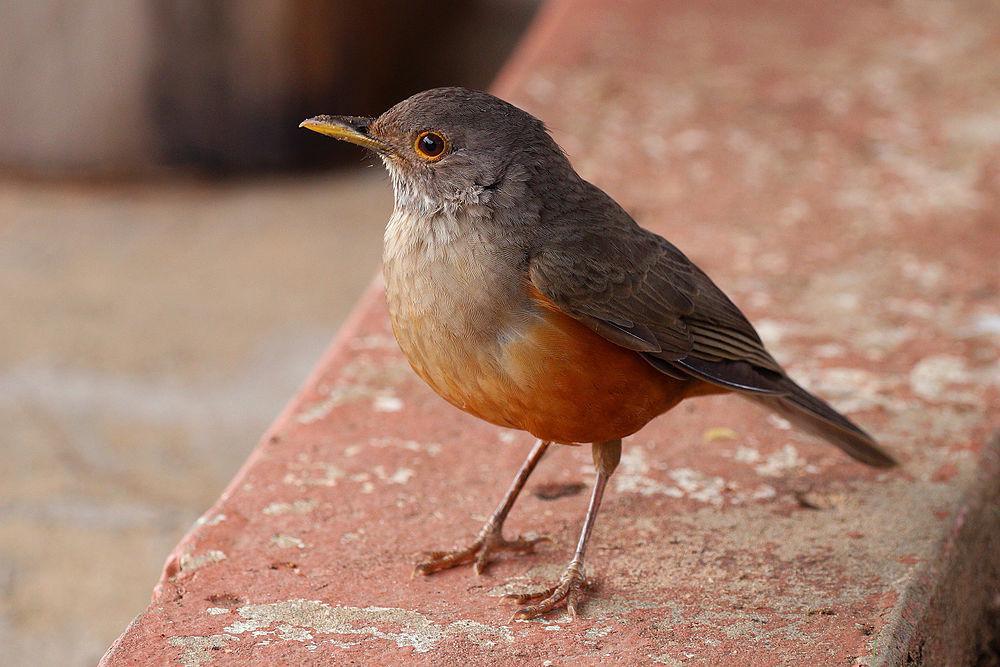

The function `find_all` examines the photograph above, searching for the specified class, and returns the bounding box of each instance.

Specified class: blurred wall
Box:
[1,2,159,173]
[0,0,538,174]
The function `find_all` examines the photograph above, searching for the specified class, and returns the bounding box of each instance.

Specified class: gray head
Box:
[301,87,572,216]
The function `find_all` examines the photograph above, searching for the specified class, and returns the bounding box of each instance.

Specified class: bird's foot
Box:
[506,558,588,620]
[414,521,547,576]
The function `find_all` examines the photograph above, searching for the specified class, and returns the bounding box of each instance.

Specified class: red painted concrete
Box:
[102,1,1000,665]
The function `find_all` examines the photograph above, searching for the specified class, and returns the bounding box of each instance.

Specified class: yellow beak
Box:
[299,115,389,153]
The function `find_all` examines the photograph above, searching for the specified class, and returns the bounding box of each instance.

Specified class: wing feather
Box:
[527,181,783,392]
[524,179,892,465]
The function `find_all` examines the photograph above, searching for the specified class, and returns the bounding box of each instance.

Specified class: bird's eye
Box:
[414,131,448,161]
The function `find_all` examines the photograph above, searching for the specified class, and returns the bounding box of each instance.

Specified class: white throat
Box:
[381,160,492,264]
[383,207,466,265]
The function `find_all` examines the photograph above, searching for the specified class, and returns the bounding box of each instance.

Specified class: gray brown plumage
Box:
[301,87,896,620]
[529,192,894,467]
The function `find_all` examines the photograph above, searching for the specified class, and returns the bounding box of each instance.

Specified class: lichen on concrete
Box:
[219,599,514,654]
[178,550,227,574]
[270,534,305,549]
[295,356,411,424]
[261,499,317,516]
[167,634,237,667]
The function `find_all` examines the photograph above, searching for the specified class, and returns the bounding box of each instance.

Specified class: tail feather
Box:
[751,378,897,468]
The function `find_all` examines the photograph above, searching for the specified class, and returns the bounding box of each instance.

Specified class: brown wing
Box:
[526,180,895,466]
[528,224,696,359]
[528,184,784,394]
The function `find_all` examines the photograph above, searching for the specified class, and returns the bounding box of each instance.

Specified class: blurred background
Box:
[0,1,537,664]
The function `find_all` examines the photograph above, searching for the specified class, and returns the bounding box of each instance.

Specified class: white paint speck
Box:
[388,468,414,484]
[195,513,226,527]
[614,448,684,497]
[754,445,805,477]
[271,534,306,549]
[373,466,414,485]
[262,499,318,516]
[374,394,404,412]
[754,319,792,346]
[349,334,397,350]
[179,549,227,573]
[585,625,613,640]
[283,462,344,487]
[669,468,725,506]
[751,484,777,500]
[767,415,792,430]
[909,354,973,400]
[734,446,761,463]
[813,343,846,359]
[970,313,1000,335]
[497,430,518,444]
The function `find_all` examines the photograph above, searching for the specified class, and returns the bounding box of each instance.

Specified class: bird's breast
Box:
[382,208,529,410]
[382,209,696,443]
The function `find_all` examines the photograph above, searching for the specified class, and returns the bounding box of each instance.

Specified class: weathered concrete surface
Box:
[102,0,999,664]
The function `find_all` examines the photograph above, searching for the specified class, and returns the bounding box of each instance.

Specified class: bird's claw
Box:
[506,559,588,621]
[414,523,548,576]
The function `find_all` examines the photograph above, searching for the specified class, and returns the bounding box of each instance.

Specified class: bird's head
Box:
[300,87,569,216]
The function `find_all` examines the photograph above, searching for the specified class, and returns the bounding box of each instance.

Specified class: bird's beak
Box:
[299,115,389,153]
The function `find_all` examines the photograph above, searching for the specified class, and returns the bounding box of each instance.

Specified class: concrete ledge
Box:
[102,1,1000,664]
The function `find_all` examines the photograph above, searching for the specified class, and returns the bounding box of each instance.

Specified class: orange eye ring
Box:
[414,131,448,161]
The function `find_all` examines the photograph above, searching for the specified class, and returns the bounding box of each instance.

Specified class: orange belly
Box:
[395,286,720,445]
[491,299,710,443]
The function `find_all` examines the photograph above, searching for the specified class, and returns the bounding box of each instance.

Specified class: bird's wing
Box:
[528,226,695,358]
[526,181,896,466]
[528,187,785,394]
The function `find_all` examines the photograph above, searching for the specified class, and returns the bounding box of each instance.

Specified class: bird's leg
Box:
[415,439,551,576]
[508,438,621,620]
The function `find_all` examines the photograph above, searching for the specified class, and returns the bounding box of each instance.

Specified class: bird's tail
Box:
[750,378,897,468]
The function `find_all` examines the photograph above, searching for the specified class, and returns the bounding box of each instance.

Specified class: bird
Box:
[300,87,896,620]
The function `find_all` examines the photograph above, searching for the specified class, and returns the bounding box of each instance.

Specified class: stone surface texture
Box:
[102,1,999,665]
